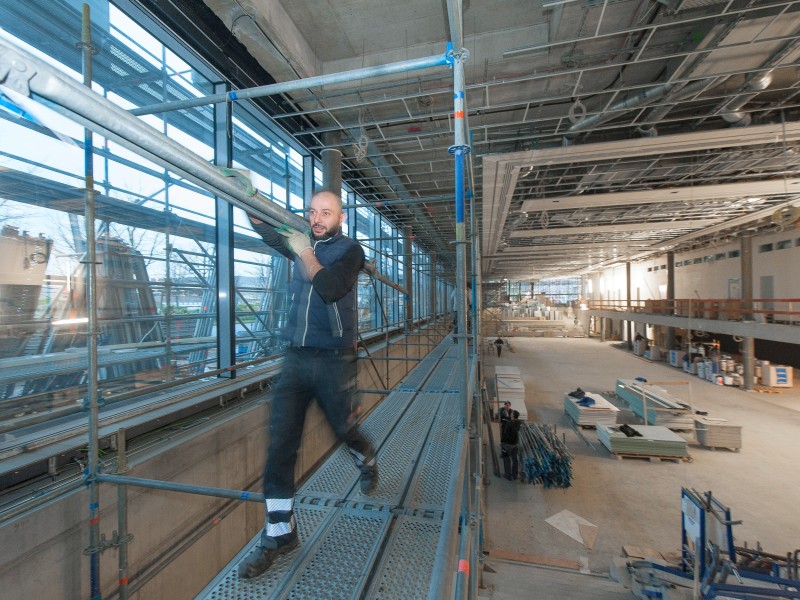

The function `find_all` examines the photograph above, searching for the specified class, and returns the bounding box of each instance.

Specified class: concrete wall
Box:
[0,328,446,599]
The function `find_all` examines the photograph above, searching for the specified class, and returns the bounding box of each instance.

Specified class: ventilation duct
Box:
[721,71,773,127]
[564,83,677,139]
[637,77,726,137]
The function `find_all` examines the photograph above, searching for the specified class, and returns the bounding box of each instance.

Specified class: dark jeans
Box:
[501,443,519,480]
[263,346,375,500]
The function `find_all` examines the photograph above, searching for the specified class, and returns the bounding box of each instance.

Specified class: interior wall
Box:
[587,228,800,302]
[0,329,446,599]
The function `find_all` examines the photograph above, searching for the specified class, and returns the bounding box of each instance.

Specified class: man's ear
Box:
[340,211,347,224]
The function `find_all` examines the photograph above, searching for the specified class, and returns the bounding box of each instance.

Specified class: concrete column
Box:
[404,225,414,330]
[740,233,755,390]
[321,132,342,195]
[742,336,755,391]
[667,251,675,349]
[600,317,606,342]
[741,233,753,320]
[626,261,632,349]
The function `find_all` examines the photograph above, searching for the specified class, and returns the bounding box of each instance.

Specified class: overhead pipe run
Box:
[565,83,676,139]
[637,77,726,137]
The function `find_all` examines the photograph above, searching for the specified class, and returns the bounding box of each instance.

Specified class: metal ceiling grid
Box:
[187,0,800,281]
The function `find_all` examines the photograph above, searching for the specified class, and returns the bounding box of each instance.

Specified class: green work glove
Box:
[275,224,312,256]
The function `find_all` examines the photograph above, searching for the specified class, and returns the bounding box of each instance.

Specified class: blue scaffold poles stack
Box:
[518,423,573,489]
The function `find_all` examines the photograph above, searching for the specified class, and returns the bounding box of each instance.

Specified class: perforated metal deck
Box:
[198,339,466,599]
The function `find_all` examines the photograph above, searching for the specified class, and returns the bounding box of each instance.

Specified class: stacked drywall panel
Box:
[615,379,694,430]
[563,392,619,427]
[495,366,527,421]
[597,424,688,458]
[694,417,742,451]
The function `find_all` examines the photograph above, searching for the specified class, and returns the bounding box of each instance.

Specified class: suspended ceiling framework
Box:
[151,1,800,278]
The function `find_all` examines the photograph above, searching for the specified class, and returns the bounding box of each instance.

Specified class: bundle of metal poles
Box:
[518,423,573,489]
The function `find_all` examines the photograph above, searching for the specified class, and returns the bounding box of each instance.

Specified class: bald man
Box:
[240,189,377,578]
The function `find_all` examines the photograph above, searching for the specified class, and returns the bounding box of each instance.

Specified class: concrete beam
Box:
[521,178,800,212]
[205,0,318,81]
[509,219,721,238]
[588,310,800,345]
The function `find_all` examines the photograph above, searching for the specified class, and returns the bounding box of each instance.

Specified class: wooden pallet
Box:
[754,384,783,394]
[700,445,741,453]
[611,452,689,463]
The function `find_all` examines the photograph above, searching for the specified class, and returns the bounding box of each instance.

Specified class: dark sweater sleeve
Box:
[250,218,293,259]
[312,244,364,303]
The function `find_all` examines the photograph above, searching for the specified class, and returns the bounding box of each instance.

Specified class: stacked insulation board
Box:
[495,366,527,420]
[694,417,742,451]
[615,379,694,430]
[597,424,688,458]
[563,392,619,427]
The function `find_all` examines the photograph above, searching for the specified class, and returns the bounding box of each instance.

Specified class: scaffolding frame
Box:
[0,1,484,596]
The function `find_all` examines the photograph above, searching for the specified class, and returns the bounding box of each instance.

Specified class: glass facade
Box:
[0,1,442,447]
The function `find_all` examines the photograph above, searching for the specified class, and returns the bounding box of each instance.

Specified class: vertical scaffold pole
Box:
[450,44,470,422]
[449,27,473,598]
[79,4,102,598]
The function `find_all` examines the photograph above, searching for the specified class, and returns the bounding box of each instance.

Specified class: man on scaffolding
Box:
[239,189,378,579]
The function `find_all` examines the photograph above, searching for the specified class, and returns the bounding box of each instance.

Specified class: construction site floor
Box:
[481,337,800,599]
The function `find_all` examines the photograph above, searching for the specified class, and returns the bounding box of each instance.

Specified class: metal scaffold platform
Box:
[198,338,469,600]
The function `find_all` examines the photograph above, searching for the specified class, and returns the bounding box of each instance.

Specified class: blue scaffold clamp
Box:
[445,42,454,67]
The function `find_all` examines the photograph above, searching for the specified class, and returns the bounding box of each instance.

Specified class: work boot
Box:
[238,531,298,579]
[360,465,378,495]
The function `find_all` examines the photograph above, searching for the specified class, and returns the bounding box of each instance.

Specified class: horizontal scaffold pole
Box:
[97,473,265,503]
[132,53,451,116]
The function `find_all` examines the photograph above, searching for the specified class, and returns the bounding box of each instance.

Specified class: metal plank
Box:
[199,504,334,599]
[405,393,463,511]
[364,514,443,600]
[296,390,417,504]
[278,507,393,600]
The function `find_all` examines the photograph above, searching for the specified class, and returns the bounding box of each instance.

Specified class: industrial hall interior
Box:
[1,0,800,599]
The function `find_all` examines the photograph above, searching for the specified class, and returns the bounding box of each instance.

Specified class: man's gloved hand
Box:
[275,224,312,256]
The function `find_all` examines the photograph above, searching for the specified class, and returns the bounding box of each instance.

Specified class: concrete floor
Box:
[481,337,800,598]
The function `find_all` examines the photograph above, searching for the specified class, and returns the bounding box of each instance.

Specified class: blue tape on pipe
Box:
[229,91,238,101]
[89,502,99,510]
[240,492,250,501]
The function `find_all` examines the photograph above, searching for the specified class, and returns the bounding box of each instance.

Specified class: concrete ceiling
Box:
[198,0,800,280]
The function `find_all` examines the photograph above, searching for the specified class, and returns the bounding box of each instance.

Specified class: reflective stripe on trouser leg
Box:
[264,497,295,539]
[266,515,296,538]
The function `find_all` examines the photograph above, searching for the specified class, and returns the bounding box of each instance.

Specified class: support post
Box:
[742,336,755,392]
[449,42,471,423]
[404,225,414,331]
[79,7,102,598]
[667,250,676,349]
[626,261,632,350]
[430,253,437,323]
[215,83,235,377]
[116,428,129,600]
[740,233,755,390]
[321,131,342,195]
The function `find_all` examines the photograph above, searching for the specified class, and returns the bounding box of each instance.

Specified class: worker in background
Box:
[501,409,521,481]
[239,189,377,579]
[499,400,512,426]
[493,336,504,357]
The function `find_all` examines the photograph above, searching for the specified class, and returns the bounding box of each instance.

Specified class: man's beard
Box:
[312,223,340,241]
